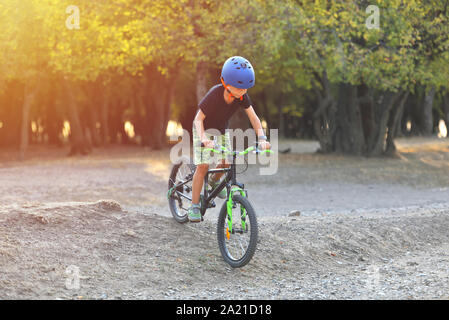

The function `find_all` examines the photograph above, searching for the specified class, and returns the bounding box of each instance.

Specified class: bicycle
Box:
[167,142,273,268]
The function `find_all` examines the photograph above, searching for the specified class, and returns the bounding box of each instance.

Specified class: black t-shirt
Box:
[198,84,252,134]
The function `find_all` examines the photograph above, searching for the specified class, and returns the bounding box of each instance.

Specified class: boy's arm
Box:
[245,106,270,149]
[193,110,214,148]
[245,106,265,138]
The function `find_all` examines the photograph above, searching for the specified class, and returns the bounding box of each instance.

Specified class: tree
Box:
[0,0,52,158]
[276,0,449,155]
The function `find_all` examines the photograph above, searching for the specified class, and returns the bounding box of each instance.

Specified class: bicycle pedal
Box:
[208,200,216,208]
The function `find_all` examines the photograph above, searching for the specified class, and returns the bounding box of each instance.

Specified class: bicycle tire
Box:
[168,156,196,224]
[217,194,258,268]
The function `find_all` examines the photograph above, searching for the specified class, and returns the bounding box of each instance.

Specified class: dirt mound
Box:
[93,200,123,212]
[1,200,449,299]
[0,200,122,226]
[260,208,449,270]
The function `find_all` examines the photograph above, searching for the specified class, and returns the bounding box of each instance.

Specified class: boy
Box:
[189,56,270,222]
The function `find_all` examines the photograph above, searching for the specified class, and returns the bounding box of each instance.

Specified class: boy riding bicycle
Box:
[189,56,271,222]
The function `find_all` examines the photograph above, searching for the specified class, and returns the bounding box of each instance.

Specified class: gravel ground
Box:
[0,137,448,300]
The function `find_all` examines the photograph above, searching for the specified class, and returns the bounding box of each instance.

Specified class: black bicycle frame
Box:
[171,153,245,215]
[201,153,244,215]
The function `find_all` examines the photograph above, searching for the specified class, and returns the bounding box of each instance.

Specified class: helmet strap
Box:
[221,77,243,101]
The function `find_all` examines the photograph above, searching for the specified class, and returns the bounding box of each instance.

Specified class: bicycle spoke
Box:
[239,239,245,256]
[241,236,248,249]
[222,201,252,262]
[176,190,192,201]
[232,240,239,259]
[169,158,195,223]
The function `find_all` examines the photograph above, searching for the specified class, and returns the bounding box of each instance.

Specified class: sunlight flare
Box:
[62,121,71,139]
[166,120,183,137]
[124,121,135,138]
[438,119,447,138]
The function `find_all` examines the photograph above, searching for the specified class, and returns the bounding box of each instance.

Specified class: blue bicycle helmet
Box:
[221,56,255,89]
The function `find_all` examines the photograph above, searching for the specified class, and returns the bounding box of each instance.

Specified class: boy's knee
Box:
[196,164,209,174]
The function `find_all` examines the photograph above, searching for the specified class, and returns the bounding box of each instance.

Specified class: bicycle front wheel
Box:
[217,194,258,268]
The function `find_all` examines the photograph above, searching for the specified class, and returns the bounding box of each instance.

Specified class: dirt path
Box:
[0,137,448,299]
[1,200,448,299]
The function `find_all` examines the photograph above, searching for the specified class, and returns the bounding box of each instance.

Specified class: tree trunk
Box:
[368,91,401,156]
[101,90,110,145]
[86,106,100,147]
[331,83,359,154]
[312,71,336,153]
[385,91,409,155]
[160,62,181,147]
[196,61,208,104]
[118,104,129,144]
[19,83,38,160]
[1,82,22,147]
[393,94,407,138]
[146,66,161,149]
[47,106,62,145]
[179,105,195,143]
[312,78,407,156]
[85,82,101,147]
[143,64,169,150]
[333,83,364,155]
[63,79,89,156]
[161,86,172,142]
[133,91,148,146]
[107,101,125,144]
[152,99,165,150]
[421,86,435,136]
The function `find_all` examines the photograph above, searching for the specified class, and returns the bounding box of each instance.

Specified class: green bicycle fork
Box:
[226,187,247,235]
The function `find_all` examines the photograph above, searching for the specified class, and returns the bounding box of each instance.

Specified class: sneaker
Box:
[209,179,227,199]
[188,204,202,223]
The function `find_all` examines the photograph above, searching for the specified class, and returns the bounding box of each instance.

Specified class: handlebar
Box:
[200,142,274,156]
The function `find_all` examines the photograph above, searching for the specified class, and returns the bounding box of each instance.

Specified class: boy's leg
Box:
[210,130,231,183]
[192,125,211,205]
[191,164,209,205]
[208,159,229,199]
[208,131,231,199]
[210,159,230,182]
[188,164,208,222]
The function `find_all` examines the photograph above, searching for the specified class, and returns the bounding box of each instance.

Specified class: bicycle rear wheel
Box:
[217,194,258,268]
[168,156,196,223]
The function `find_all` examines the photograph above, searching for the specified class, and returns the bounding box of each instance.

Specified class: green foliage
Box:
[0,0,447,89]
[0,0,448,145]
[282,0,447,91]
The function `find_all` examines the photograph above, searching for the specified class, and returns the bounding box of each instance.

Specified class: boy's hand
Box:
[201,139,215,148]
[258,140,271,150]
